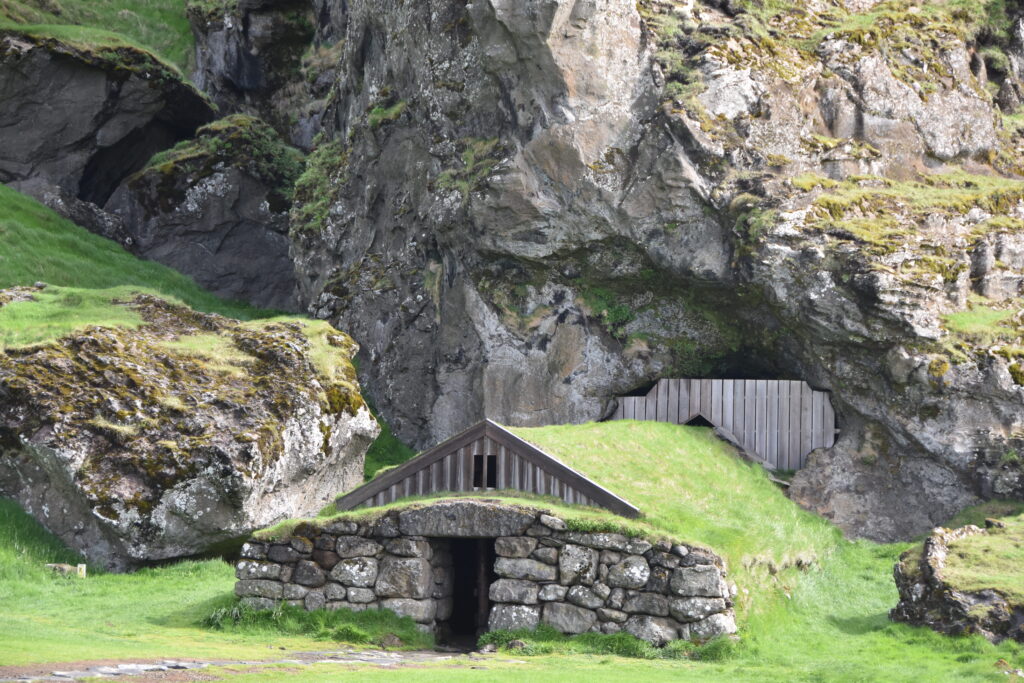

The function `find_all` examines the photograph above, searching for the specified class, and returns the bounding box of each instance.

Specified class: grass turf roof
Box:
[299,421,839,577]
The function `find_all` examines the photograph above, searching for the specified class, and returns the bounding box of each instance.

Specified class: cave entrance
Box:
[441,538,496,648]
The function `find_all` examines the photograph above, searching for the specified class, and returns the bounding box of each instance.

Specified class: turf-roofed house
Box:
[235,420,739,646]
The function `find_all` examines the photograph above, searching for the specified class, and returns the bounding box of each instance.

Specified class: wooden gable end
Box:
[334,420,641,518]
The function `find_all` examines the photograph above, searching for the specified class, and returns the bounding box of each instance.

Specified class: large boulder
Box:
[0,28,214,206]
[0,288,377,570]
[105,115,302,311]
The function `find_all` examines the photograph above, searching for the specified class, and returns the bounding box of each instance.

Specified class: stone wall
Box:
[234,500,737,646]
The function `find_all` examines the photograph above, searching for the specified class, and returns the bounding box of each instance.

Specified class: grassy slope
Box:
[0,184,260,320]
[0,0,193,70]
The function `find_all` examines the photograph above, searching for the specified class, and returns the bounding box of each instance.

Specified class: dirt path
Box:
[0,648,505,681]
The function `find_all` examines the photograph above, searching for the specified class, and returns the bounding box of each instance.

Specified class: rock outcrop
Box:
[891,520,1024,643]
[188,0,325,148]
[0,28,214,206]
[0,287,378,570]
[106,115,303,311]
[235,499,738,645]
[279,0,1024,540]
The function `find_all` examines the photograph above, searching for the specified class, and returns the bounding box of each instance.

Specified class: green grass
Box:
[363,408,416,480]
[0,184,262,320]
[942,514,1024,605]
[943,297,1022,346]
[0,0,194,70]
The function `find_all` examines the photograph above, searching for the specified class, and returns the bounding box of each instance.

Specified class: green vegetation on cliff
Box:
[940,514,1024,606]
[0,0,194,70]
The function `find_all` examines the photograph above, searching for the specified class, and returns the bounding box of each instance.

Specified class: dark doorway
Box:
[442,539,496,648]
[686,415,715,428]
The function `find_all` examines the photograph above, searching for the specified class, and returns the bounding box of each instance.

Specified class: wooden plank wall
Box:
[360,435,599,509]
[611,379,837,470]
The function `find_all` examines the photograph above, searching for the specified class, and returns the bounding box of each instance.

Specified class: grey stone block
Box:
[670,565,726,597]
[495,557,557,582]
[376,557,433,598]
[531,547,559,565]
[543,602,597,634]
[336,536,383,558]
[385,537,432,559]
[293,560,327,587]
[607,556,650,589]
[490,578,540,604]
[236,560,281,581]
[380,598,437,624]
[566,585,604,609]
[670,597,727,623]
[495,536,538,558]
[559,544,598,586]
[624,615,680,646]
[304,589,326,611]
[689,612,737,640]
[235,579,283,599]
[538,584,568,601]
[489,604,541,631]
[346,587,376,603]
[330,557,379,587]
[623,592,669,616]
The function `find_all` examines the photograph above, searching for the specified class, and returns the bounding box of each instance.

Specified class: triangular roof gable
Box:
[334,419,641,518]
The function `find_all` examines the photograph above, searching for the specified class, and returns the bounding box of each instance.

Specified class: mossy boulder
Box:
[892,517,1024,643]
[0,287,378,570]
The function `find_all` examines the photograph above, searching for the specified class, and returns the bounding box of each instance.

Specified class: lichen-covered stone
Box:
[670,597,728,623]
[336,536,382,558]
[489,604,541,631]
[490,579,539,605]
[689,612,738,641]
[495,557,557,582]
[623,592,670,617]
[375,557,433,598]
[671,565,727,598]
[566,585,604,610]
[559,544,598,586]
[384,537,432,559]
[495,536,537,558]
[397,500,534,537]
[624,616,681,647]
[330,557,378,587]
[607,556,651,590]
[235,579,283,599]
[538,584,568,602]
[236,561,281,581]
[293,560,327,587]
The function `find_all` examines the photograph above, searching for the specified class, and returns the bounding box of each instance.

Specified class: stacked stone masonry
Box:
[235,500,737,645]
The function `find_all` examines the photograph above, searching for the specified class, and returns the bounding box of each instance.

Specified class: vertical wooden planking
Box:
[743,379,756,453]
[722,380,734,433]
[657,380,669,422]
[800,383,813,468]
[689,379,702,421]
[766,381,779,469]
[711,379,724,426]
[778,382,790,470]
[668,379,680,425]
[812,390,824,452]
[823,394,836,448]
[700,379,713,419]
[645,383,658,421]
[787,382,800,471]
[390,483,400,504]
[677,380,689,423]
[755,380,768,459]
[732,380,745,442]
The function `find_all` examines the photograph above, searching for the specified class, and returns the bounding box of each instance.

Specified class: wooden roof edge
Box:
[484,421,642,519]
[333,420,491,511]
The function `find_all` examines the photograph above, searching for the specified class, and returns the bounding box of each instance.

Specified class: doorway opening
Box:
[441,538,496,648]
[685,414,715,428]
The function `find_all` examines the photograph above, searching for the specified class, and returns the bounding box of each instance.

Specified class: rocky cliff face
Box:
[0,287,378,570]
[261,0,1024,541]
[106,115,303,311]
[0,29,214,206]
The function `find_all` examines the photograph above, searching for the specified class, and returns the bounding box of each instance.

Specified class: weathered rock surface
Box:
[105,115,302,311]
[282,0,1024,541]
[188,0,322,148]
[891,522,1024,643]
[0,289,377,570]
[0,29,214,206]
